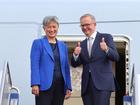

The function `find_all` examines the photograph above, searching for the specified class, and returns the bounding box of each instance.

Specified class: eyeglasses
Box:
[80,23,95,28]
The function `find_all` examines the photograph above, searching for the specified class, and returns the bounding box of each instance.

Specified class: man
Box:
[71,13,119,105]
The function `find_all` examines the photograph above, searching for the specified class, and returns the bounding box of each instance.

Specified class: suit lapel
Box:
[91,32,100,58]
[82,39,90,58]
[42,37,54,61]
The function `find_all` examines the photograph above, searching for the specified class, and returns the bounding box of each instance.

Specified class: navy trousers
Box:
[82,73,111,105]
[35,80,64,105]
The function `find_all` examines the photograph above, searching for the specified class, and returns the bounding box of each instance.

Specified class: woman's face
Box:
[44,21,59,39]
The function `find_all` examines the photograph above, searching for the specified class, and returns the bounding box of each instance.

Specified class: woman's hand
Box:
[65,89,71,100]
[32,85,39,96]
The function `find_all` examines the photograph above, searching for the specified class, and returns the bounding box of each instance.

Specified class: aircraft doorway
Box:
[61,36,129,105]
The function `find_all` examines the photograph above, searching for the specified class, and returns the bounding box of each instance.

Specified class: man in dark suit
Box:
[71,13,119,105]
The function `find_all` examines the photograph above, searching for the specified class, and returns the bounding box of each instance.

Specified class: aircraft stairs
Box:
[0,61,19,105]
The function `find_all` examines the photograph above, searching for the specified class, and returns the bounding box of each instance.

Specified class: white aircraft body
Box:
[0,0,140,105]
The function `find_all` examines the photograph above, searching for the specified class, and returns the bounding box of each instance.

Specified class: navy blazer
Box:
[30,36,72,93]
[71,32,119,95]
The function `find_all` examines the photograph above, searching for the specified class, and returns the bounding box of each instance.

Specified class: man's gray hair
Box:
[42,16,59,28]
[80,13,96,22]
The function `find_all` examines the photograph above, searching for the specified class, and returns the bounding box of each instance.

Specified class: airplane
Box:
[0,0,140,105]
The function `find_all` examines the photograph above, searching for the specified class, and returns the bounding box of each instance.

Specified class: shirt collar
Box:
[86,31,97,39]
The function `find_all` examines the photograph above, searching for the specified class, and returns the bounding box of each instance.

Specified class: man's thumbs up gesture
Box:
[100,37,109,52]
[74,42,81,55]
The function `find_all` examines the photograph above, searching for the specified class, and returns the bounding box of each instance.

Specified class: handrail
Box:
[9,87,20,105]
[130,64,135,94]
[0,61,12,105]
[0,61,19,105]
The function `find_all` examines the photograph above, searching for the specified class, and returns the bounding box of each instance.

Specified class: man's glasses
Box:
[80,23,95,28]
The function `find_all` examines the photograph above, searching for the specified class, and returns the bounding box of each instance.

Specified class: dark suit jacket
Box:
[30,36,72,93]
[71,32,119,95]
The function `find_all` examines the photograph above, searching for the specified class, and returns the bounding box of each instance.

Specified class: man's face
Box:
[44,21,59,38]
[80,16,96,37]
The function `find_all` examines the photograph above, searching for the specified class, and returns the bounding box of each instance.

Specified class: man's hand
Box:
[73,42,81,56]
[100,37,109,52]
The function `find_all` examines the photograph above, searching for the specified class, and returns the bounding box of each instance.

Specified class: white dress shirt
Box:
[73,31,97,60]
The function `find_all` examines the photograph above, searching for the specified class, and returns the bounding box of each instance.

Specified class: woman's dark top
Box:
[50,42,64,84]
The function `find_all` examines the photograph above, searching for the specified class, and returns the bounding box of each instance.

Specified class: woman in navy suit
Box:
[30,16,72,105]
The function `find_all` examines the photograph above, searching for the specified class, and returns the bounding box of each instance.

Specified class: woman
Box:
[30,16,72,105]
